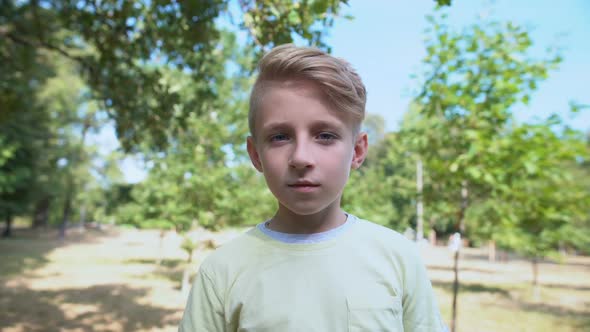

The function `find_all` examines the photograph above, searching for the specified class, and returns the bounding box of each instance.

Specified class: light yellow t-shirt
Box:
[179,217,445,332]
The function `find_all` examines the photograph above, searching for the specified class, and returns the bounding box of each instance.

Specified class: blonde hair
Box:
[248,44,366,136]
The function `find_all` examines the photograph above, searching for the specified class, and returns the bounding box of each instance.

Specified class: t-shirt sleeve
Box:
[401,243,447,332]
[179,267,225,332]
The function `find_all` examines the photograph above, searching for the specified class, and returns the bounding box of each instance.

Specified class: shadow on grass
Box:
[461,251,522,262]
[427,265,496,274]
[541,283,590,292]
[519,300,590,330]
[462,251,590,269]
[0,283,180,332]
[0,227,110,278]
[564,261,590,268]
[433,280,590,330]
[124,258,190,290]
[460,252,489,261]
[0,239,52,278]
[125,258,185,269]
[543,259,590,268]
[432,280,512,298]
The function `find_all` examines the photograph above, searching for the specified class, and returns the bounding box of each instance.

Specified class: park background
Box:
[1,0,589,331]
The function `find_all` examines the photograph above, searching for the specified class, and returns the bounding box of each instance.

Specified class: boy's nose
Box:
[288,141,315,169]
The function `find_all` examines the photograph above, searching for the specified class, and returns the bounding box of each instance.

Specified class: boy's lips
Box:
[288,180,320,186]
[288,181,321,192]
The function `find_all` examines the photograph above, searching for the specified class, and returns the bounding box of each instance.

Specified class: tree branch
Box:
[1,29,95,75]
[237,0,269,53]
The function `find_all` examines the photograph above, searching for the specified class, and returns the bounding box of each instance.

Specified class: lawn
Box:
[1,226,588,332]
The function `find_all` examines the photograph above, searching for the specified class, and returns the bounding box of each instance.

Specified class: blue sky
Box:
[327,0,589,131]
[99,0,589,183]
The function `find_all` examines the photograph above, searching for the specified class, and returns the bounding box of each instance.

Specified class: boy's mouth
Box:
[288,180,319,186]
[288,181,320,192]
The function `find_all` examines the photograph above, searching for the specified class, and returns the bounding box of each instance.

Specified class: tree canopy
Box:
[2,0,350,151]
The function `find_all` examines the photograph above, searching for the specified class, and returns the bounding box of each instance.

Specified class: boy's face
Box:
[247,80,367,217]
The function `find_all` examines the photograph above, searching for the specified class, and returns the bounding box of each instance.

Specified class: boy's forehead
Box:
[250,78,363,138]
[256,83,354,129]
[262,79,325,99]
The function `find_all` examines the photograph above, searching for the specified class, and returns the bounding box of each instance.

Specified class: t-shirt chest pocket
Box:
[346,294,403,332]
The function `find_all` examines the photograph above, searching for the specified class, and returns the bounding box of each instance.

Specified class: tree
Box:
[399,103,459,240]
[2,0,355,237]
[0,41,54,236]
[343,117,417,231]
[114,34,276,232]
[558,132,590,255]
[411,12,561,331]
[487,121,589,295]
[1,43,106,237]
[2,0,350,152]
[0,111,45,236]
[35,54,103,237]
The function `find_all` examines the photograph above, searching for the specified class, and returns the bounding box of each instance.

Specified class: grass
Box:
[420,245,590,332]
[1,226,589,331]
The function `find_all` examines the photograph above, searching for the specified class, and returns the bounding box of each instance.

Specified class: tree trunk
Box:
[558,241,566,256]
[78,203,87,232]
[458,181,468,233]
[450,181,468,332]
[59,120,91,239]
[498,249,509,263]
[532,256,540,300]
[451,250,460,331]
[2,213,13,237]
[416,158,424,241]
[157,230,166,265]
[428,228,437,246]
[59,190,72,239]
[488,240,496,263]
[32,196,50,228]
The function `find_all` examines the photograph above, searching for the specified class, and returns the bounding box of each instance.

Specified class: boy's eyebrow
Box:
[308,120,346,131]
[260,122,292,133]
[261,119,347,133]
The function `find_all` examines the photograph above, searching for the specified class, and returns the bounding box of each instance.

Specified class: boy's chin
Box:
[278,201,339,217]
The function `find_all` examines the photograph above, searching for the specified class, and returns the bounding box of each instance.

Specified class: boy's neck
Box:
[268,204,347,234]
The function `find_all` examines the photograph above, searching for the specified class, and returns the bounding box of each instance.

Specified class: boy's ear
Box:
[351,132,368,170]
[247,136,264,172]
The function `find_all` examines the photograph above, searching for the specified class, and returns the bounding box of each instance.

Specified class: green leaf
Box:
[288,10,301,25]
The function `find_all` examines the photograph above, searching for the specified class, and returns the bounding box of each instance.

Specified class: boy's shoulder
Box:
[196,227,266,276]
[353,217,402,236]
[353,217,417,250]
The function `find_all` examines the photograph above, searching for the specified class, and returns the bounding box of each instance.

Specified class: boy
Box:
[179,44,446,331]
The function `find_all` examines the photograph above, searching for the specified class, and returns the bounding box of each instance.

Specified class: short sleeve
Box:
[179,267,225,332]
[401,244,447,332]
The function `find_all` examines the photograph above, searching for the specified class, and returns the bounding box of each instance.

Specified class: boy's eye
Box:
[270,134,289,142]
[317,132,337,141]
